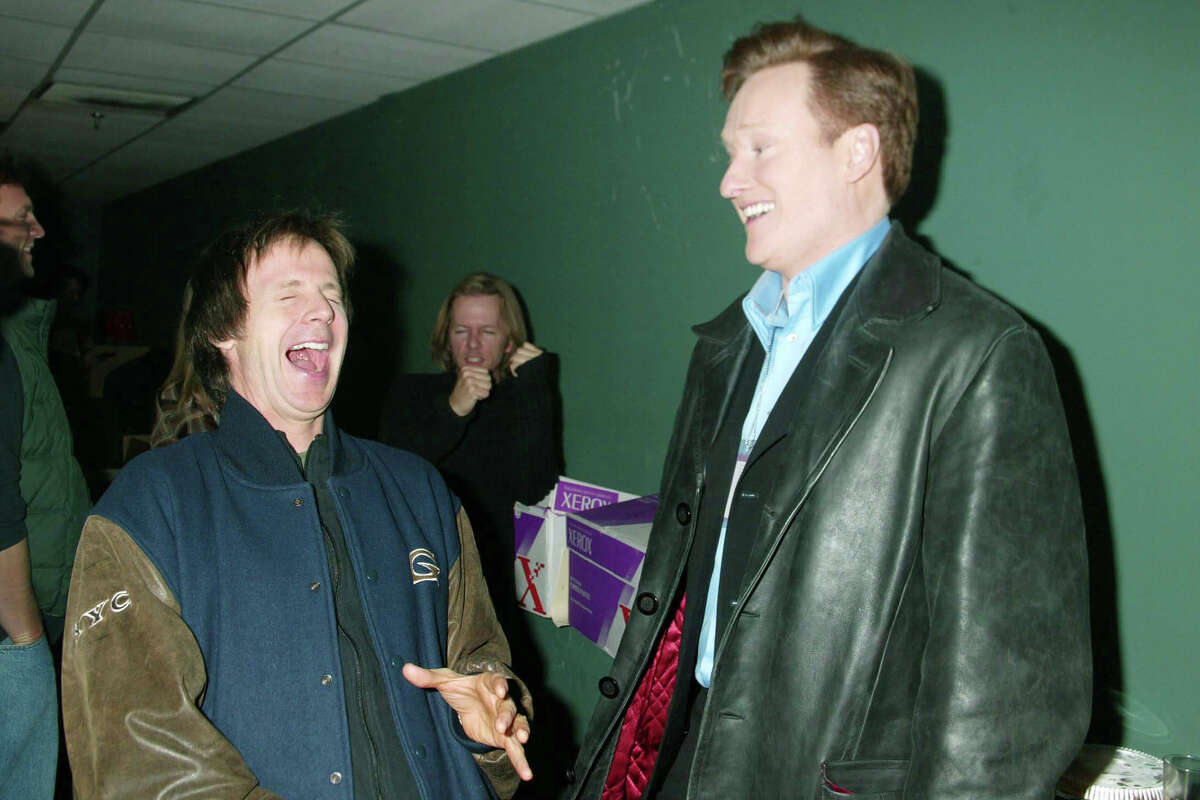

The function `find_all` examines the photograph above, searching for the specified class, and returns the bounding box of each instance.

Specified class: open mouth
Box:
[286,341,330,374]
[740,201,775,224]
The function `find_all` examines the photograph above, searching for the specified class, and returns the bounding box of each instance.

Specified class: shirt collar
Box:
[743,216,891,346]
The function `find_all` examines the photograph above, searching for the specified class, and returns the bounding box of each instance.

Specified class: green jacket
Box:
[1,297,90,619]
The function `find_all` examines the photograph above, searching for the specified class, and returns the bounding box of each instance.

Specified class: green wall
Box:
[101,0,1200,772]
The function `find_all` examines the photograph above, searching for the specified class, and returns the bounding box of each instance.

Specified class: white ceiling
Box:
[0,0,651,205]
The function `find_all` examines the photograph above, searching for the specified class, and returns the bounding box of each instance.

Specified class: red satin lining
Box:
[601,593,687,800]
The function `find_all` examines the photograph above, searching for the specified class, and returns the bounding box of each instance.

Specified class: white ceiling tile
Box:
[191,86,356,128]
[0,54,49,90]
[235,58,414,104]
[2,0,654,203]
[0,16,73,63]
[161,103,306,151]
[518,0,649,12]
[279,24,491,81]
[2,102,163,147]
[89,0,314,56]
[0,102,162,177]
[341,0,590,52]
[190,0,361,22]
[90,134,232,177]
[0,0,94,27]
[52,67,215,98]
[64,31,258,84]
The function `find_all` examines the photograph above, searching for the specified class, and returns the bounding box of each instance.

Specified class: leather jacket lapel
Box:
[690,302,756,469]
[738,325,892,600]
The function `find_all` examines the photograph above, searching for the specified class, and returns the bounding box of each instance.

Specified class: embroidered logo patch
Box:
[72,590,132,639]
[409,548,441,584]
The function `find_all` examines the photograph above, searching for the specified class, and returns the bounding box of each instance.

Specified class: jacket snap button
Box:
[310,581,321,591]
[636,592,658,614]
[320,673,333,687]
[598,676,619,698]
[329,772,343,784]
[675,502,691,525]
[293,498,304,507]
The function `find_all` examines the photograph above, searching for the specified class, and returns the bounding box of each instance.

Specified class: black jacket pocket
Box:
[820,759,909,798]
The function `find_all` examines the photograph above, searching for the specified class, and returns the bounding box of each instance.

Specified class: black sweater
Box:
[379,354,559,610]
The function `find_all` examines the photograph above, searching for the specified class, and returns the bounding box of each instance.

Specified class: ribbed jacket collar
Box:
[212,390,357,486]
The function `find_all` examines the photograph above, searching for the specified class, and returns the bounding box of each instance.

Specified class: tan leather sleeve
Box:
[62,515,283,800]
[446,507,533,800]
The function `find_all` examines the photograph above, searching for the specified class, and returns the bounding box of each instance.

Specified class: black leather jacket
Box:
[570,227,1091,799]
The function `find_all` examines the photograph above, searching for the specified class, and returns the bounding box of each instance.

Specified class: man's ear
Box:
[843,123,882,185]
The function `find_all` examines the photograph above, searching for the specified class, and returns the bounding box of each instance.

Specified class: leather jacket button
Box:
[329,772,343,784]
[310,581,320,591]
[636,592,658,615]
[564,766,577,783]
[292,497,304,507]
[320,673,333,687]
[598,676,620,698]
[675,502,691,525]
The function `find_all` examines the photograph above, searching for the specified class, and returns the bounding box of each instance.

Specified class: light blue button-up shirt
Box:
[695,216,891,687]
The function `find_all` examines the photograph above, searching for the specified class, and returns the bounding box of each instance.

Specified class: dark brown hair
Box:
[722,17,918,204]
[186,211,354,402]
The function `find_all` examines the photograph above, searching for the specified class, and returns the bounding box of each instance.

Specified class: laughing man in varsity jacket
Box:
[62,212,533,800]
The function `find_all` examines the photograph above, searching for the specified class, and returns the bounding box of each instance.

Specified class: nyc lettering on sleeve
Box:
[72,590,132,640]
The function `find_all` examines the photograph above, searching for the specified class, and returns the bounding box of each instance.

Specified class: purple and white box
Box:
[513,477,637,625]
[564,495,659,656]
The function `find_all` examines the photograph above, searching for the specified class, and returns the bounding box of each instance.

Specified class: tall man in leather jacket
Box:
[62,212,533,799]
[570,17,1090,800]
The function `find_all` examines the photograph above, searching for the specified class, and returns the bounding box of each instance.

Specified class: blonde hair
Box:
[163,282,217,418]
[430,273,528,378]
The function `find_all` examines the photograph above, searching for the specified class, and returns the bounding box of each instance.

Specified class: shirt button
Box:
[292,498,304,507]
[329,771,343,784]
[338,487,351,500]
[310,581,321,591]
[320,674,333,686]
[389,656,401,668]
[786,333,797,342]
[414,744,427,759]
[366,570,378,582]
[675,502,691,526]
